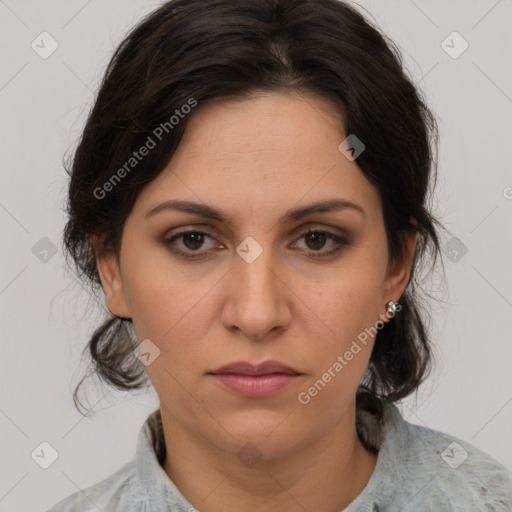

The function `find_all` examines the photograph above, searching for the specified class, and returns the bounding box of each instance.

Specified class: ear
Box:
[382,222,418,305]
[91,235,131,319]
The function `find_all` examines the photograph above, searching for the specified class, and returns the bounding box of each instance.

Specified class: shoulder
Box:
[46,460,143,512]
[379,403,512,511]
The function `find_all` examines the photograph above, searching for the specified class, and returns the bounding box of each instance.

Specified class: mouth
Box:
[207,360,303,398]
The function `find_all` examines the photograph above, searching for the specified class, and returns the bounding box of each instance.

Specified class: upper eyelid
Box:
[165,227,346,249]
[166,222,348,239]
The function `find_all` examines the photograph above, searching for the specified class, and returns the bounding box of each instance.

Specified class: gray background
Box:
[0,0,511,510]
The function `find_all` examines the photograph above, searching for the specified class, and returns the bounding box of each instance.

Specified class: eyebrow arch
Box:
[145,198,366,224]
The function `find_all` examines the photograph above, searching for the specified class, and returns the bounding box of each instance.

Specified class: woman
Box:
[49,0,512,510]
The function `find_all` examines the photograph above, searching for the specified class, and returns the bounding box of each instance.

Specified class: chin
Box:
[208,414,312,458]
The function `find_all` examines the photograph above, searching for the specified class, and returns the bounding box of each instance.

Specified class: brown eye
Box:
[181,232,207,250]
[163,230,218,259]
[162,229,348,261]
[292,230,349,259]
[304,231,328,250]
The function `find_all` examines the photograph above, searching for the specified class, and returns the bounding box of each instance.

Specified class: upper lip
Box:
[209,360,301,376]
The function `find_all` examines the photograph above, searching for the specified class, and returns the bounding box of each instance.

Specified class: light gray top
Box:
[47,402,512,511]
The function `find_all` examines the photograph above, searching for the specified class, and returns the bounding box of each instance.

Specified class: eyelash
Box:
[162,229,349,260]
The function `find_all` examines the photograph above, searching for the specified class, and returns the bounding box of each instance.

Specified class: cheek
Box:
[308,260,386,344]
[124,268,210,412]
[296,290,378,416]
[121,255,220,382]
[298,260,386,400]
[121,244,199,336]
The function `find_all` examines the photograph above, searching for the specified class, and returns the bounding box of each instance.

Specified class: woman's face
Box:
[96,91,415,460]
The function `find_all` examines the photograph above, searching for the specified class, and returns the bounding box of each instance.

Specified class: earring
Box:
[386,301,398,314]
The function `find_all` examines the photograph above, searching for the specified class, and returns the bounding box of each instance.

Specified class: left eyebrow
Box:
[145,198,366,223]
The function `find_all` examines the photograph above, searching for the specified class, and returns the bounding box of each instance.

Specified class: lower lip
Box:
[210,373,300,398]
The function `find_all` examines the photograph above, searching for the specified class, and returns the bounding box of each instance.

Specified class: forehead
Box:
[132,91,382,224]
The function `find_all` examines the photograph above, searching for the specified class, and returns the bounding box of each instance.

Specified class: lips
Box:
[209,360,301,376]
[208,360,302,398]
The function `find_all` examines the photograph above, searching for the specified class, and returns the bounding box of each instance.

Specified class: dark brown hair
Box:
[62,0,447,416]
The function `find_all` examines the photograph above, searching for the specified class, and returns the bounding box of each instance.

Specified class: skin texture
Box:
[94,91,417,511]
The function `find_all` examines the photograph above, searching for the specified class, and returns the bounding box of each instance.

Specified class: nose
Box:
[221,248,292,341]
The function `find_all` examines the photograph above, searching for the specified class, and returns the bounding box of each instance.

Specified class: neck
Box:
[161,400,378,512]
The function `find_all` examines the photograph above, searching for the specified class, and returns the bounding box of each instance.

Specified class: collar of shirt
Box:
[132,402,512,512]
[133,401,396,511]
